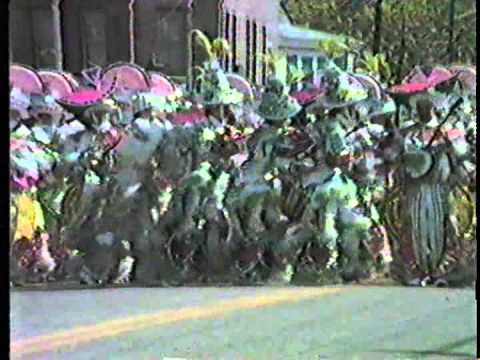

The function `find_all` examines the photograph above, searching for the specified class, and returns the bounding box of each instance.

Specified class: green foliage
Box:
[286,64,306,86]
[260,50,289,84]
[317,38,350,59]
[357,52,392,81]
[288,0,476,82]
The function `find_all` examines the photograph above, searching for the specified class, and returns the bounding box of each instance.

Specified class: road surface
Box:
[10,286,477,359]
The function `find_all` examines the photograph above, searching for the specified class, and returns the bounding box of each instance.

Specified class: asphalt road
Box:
[10,286,477,360]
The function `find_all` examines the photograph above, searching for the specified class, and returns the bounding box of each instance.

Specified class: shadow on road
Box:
[370,335,477,358]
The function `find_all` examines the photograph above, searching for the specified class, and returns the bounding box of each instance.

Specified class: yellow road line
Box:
[11,287,343,356]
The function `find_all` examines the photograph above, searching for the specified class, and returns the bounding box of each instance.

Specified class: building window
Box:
[261,25,267,85]
[287,55,297,66]
[287,54,297,87]
[224,11,231,71]
[246,19,251,80]
[191,34,196,80]
[232,14,237,70]
[302,56,313,77]
[252,21,258,83]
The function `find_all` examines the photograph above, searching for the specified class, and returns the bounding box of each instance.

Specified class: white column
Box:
[312,56,318,84]
[296,55,302,71]
[296,55,303,91]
